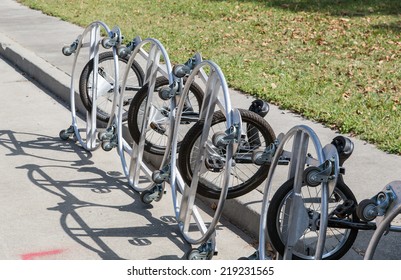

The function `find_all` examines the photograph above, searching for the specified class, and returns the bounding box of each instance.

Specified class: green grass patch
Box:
[17,0,401,154]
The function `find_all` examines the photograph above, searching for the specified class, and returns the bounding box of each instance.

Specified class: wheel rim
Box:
[186,111,273,197]
[135,83,202,154]
[86,57,143,121]
[275,185,354,259]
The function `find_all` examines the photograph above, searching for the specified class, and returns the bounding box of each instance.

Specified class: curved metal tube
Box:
[171,60,239,245]
[67,21,114,151]
[364,203,401,259]
[118,38,173,191]
[258,125,331,260]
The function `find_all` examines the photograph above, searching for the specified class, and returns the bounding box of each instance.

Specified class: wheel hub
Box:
[205,156,225,172]
[308,210,320,231]
[150,122,166,135]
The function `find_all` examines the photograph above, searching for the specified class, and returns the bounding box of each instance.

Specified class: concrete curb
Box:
[0,33,87,115]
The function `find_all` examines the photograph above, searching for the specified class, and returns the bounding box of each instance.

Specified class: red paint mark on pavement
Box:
[21,249,65,260]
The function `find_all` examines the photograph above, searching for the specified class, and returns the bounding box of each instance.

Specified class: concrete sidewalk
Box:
[0,0,401,259]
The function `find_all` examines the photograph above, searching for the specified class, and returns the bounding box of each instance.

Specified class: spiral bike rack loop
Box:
[60,21,122,151]
[169,60,242,258]
[111,38,174,193]
[258,125,339,260]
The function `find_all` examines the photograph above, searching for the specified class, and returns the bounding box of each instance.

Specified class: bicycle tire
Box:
[127,76,204,155]
[178,108,276,199]
[267,176,359,260]
[79,51,144,123]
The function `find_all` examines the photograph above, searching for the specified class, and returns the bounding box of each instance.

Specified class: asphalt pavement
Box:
[1,0,401,260]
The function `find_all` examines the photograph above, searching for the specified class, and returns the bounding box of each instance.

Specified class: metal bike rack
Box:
[170,60,242,259]
[257,125,339,260]
[60,21,122,151]
[115,38,242,258]
[112,37,173,192]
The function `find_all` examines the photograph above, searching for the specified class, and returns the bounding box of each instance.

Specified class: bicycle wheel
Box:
[267,176,359,260]
[178,108,276,199]
[79,51,144,123]
[127,76,204,156]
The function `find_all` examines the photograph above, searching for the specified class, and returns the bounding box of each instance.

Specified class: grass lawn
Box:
[17,0,401,154]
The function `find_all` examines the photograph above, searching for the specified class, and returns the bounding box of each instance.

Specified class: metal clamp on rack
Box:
[303,159,336,187]
[363,181,401,259]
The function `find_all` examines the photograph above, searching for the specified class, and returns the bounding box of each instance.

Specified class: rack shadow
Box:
[17,163,190,260]
[0,130,93,166]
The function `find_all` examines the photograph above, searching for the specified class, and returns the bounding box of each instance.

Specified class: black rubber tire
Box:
[79,51,144,123]
[178,109,276,199]
[127,76,204,155]
[267,176,359,260]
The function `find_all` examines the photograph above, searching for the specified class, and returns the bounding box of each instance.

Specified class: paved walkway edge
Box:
[0,33,87,115]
